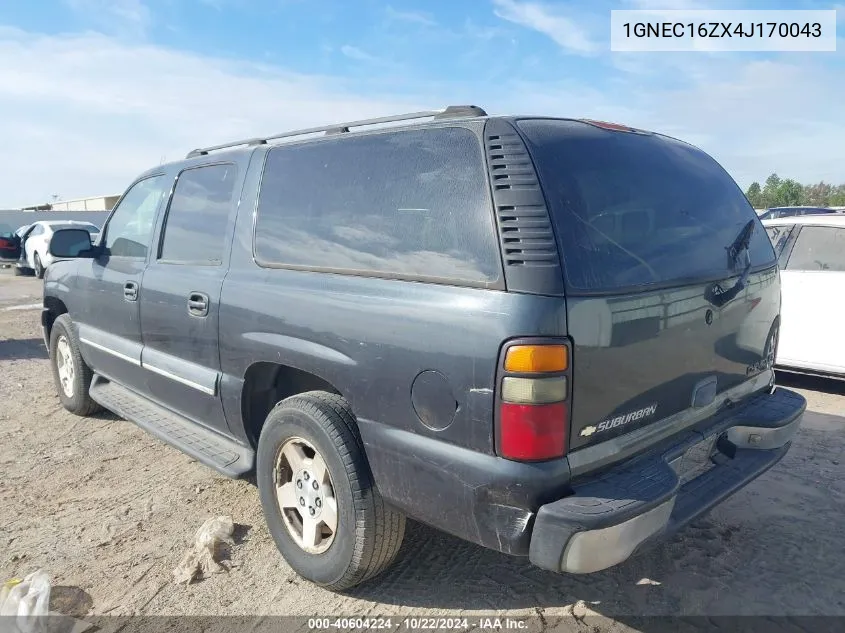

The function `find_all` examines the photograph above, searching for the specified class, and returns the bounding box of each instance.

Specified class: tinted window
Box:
[159,164,238,265]
[105,175,167,258]
[765,225,792,257]
[786,226,845,272]
[518,120,776,292]
[254,127,500,284]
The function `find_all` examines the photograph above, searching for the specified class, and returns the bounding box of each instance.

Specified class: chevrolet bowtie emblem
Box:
[580,426,597,437]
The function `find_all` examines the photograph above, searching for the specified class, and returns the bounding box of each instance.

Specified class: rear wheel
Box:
[34,253,45,279]
[49,314,102,416]
[256,392,405,590]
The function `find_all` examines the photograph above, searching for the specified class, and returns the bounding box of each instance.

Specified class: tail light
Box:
[496,339,572,461]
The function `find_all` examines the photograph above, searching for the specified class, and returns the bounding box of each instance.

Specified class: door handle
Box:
[188,292,210,317]
[123,281,138,302]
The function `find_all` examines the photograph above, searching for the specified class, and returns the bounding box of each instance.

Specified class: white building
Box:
[48,195,120,211]
[22,194,120,212]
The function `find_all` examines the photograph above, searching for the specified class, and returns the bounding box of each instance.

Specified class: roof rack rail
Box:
[185,105,487,158]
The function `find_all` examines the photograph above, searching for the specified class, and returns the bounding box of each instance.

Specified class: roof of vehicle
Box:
[165,106,687,168]
[762,215,845,228]
[133,105,708,188]
[32,220,99,228]
[767,206,833,211]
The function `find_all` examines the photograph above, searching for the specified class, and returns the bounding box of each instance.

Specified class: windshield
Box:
[518,119,777,293]
[0,223,13,238]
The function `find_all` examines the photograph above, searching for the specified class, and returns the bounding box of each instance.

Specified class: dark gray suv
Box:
[42,106,805,590]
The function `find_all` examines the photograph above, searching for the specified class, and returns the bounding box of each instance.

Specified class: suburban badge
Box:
[580,403,659,438]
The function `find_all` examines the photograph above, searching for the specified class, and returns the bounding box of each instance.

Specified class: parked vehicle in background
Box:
[41,106,805,590]
[763,215,845,379]
[758,206,839,220]
[16,220,100,278]
[0,223,23,265]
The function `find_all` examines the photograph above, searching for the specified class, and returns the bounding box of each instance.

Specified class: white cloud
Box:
[0,28,421,207]
[0,24,843,208]
[64,0,152,37]
[492,0,598,54]
[385,6,437,27]
[339,44,381,63]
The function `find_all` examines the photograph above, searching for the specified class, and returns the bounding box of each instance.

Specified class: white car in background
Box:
[18,220,100,278]
[763,215,845,379]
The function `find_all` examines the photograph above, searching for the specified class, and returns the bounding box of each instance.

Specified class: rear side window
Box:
[765,225,792,257]
[786,226,845,272]
[254,127,500,285]
[518,120,777,292]
[159,164,238,265]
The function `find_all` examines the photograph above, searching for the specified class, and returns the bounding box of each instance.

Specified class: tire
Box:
[49,314,102,416]
[256,391,405,591]
[764,318,780,368]
[34,253,45,279]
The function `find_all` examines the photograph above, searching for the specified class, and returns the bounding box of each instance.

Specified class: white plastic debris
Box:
[172,516,235,585]
[0,570,51,633]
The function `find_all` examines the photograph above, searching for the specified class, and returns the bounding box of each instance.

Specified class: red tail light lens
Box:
[499,402,567,461]
[496,339,572,462]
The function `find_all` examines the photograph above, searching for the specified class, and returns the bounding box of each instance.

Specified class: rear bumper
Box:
[529,387,805,574]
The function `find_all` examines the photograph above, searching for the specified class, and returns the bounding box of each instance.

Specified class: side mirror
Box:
[49,228,98,258]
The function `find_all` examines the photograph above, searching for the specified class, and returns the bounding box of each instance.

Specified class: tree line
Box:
[745,174,845,209]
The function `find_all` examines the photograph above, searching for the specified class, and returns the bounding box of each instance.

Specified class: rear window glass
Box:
[254,127,500,285]
[518,120,776,292]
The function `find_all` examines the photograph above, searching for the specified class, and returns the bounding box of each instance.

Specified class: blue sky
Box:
[0,0,842,206]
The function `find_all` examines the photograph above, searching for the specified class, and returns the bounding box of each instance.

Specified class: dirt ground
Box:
[1,272,844,626]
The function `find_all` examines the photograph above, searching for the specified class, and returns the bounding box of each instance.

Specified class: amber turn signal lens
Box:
[504,345,568,373]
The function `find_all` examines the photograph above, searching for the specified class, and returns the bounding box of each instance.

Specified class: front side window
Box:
[786,226,845,272]
[159,164,238,265]
[105,175,167,258]
[253,127,500,285]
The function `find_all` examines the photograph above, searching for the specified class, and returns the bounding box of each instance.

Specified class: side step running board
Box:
[89,375,254,478]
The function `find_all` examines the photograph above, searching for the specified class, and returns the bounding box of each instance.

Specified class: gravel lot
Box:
[1,273,843,627]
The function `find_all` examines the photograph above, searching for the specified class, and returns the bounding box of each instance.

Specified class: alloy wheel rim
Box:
[56,336,75,398]
[273,437,338,554]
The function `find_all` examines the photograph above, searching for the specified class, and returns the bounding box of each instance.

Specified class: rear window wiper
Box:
[707,220,756,308]
[726,219,755,269]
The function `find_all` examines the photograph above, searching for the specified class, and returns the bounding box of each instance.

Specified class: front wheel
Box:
[34,253,45,279]
[49,314,102,416]
[256,392,405,591]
